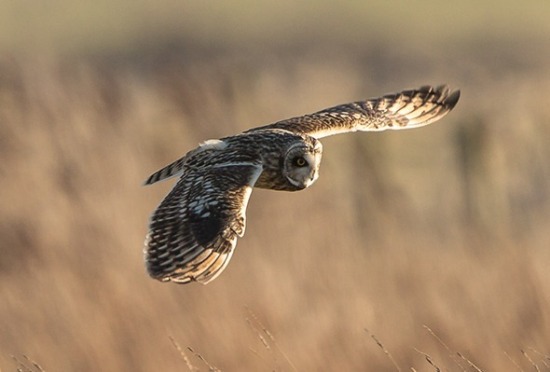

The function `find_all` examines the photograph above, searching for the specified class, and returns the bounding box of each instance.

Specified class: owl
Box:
[144,85,460,284]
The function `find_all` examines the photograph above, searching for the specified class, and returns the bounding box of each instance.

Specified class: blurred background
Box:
[1,1,549,370]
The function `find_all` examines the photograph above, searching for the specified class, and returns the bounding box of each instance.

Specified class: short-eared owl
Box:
[144,85,460,284]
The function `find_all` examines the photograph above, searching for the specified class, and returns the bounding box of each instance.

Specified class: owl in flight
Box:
[144,85,460,285]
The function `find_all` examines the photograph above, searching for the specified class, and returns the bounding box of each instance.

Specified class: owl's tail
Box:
[143,157,186,185]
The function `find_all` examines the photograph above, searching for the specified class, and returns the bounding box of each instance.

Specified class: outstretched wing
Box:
[145,162,262,284]
[248,85,460,138]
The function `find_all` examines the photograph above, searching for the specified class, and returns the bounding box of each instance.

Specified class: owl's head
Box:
[283,139,323,190]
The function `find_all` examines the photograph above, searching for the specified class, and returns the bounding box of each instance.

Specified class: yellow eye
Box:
[293,156,307,167]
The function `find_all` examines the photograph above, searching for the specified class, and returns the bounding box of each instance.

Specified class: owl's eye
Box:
[293,156,308,167]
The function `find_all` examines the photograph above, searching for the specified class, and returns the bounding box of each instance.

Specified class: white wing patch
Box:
[199,139,228,150]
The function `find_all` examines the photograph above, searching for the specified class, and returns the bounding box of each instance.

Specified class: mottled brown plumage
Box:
[144,85,460,284]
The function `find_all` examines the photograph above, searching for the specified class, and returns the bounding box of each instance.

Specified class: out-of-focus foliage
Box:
[1,1,550,54]
[1,1,549,370]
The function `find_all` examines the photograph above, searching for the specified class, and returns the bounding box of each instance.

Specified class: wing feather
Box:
[145,162,262,284]
[247,85,460,138]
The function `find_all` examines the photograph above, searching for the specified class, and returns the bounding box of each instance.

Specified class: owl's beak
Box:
[308,171,319,185]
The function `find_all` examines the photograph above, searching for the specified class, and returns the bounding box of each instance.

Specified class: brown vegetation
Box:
[1,3,550,369]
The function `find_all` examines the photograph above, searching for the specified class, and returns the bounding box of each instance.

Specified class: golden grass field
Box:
[1,1,550,371]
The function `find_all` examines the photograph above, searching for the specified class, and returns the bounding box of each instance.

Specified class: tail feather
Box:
[143,157,186,185]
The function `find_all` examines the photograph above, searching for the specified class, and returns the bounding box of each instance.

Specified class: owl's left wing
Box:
[248,85,460,139]
[145,162,262,285]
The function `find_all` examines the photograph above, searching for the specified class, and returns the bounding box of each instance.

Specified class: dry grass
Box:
[1,21,550,370]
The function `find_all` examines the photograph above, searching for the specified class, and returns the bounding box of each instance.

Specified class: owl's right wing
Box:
[145,162,262,285]
[248,85,460,139]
